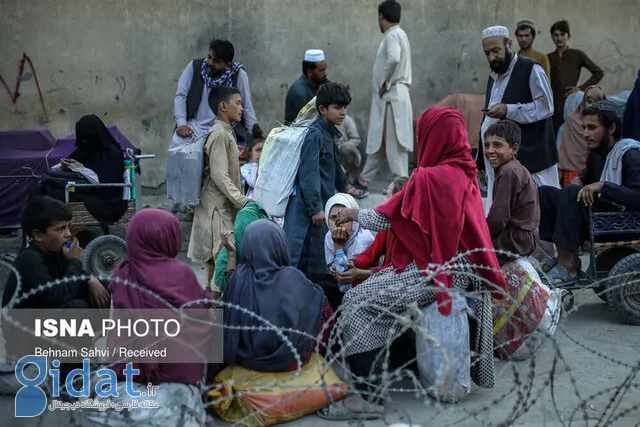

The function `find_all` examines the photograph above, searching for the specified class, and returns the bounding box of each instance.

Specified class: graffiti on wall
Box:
[0,53,48,122]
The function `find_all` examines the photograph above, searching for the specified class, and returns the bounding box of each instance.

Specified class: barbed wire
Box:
[0,249,639,427]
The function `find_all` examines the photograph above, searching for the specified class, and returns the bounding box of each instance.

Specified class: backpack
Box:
[166,131,210,207]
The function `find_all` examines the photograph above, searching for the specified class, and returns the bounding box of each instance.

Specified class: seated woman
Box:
[50,115,128,224]
[334,176,410,286]
[558,86,607,186]
[214,201,271,294]
[222,220,333,371]
[484,120,539,265]
[318,107,507,421]
[89,208,210,426]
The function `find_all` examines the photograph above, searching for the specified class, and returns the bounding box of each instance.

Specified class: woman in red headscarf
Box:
[317,107,507,421]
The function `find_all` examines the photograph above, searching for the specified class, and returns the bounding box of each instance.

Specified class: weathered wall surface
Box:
[1,0,639,186]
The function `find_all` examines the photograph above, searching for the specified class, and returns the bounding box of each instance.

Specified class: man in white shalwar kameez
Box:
[480,25,560,216]
[357,0,413,192]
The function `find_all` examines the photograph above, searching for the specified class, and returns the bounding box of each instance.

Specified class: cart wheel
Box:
[82,235,126,278]
[606,253,640,325]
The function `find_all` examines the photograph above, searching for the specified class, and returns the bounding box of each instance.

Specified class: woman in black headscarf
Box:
[222,219,330,372]
[67,115,125,184]
[63,115,128,223]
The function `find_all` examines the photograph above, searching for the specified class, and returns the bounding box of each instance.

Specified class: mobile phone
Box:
[481,108,490,112]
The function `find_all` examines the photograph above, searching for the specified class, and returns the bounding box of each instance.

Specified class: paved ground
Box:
[1,184,639,426]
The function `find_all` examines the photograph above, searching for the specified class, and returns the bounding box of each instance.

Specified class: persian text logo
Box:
[14,355,150,417]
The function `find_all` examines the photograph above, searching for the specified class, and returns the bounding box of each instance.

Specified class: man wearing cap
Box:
[356,0,413,192]
[284,49,328,125]
[515,20,551,77]
[480,25,558,216]
[538,100,640,284]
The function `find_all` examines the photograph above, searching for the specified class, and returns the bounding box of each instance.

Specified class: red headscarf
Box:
[109,209,210,385]
[376,107,507,315]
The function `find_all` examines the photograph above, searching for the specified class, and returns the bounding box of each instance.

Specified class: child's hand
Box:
[221,231,236,252]
[87,278,110,309]
[331,228,350,244]
[64,238,84,261]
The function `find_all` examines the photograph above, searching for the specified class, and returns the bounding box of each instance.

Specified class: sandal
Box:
[547,266,579,285]
[346,185,368,199]
[316,400,381,421]
[542,257,558,273]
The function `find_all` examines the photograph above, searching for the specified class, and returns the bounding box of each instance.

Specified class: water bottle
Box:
[333,249,351,293]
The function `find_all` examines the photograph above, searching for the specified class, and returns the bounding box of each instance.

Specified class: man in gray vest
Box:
[171,39,258,149]
[480,25,558,216]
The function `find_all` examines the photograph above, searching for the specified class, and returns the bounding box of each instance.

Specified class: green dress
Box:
[214,202,271,292]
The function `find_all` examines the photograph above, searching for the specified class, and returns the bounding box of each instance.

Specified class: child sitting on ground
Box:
[333,176,409,285]
[484,119,539,265]
[1,196,110,362]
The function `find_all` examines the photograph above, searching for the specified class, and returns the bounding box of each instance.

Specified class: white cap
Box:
[304,49,325,62]
[482,25,510,40]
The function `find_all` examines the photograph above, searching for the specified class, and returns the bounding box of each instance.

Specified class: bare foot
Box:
[343,394,384,414]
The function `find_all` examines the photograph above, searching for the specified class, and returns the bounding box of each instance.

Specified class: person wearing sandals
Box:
[317,107,508,421]
[539,100,640,285]
[284,83,366,278]
[484,119,539,265]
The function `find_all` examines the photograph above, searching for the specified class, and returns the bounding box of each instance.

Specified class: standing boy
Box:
[484,120,540,265]
[188,87,249,297]
[284,83,362,276]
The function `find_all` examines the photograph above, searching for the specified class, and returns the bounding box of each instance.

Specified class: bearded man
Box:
[480,25,558,215]
[284,49,329,124]
[171,39,258,148]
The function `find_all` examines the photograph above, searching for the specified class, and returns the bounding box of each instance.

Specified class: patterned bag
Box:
[493,258,550,359]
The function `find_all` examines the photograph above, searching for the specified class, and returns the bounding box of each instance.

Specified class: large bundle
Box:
[166,132,209,207]
[254,98,318,217]
[208,354,347,426]
[493,258,562,360]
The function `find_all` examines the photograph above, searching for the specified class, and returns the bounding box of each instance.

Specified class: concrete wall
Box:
[1,0,639,186]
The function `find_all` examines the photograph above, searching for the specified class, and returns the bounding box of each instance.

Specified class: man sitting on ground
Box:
[539,100,640,284]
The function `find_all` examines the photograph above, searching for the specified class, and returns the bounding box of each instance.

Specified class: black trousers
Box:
[539,184,587,253]
[347,331,417,405]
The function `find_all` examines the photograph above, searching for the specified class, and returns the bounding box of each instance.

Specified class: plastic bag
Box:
[253,126,311,217]
[511,288,563,360]
[82,381,206,427]
[493,258,551,360]
[208,354,348,427]
[166,131,210,207]
[416,294,471,403]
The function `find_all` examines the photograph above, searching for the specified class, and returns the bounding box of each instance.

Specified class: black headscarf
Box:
[70,115,125,184]
[69,115,128,223]
[222,220,325,372]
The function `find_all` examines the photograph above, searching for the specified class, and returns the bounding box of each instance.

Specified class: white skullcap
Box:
[482,26,510,40]
[304,49,325,62]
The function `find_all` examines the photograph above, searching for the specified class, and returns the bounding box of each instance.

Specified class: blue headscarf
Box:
[222,220,325,371]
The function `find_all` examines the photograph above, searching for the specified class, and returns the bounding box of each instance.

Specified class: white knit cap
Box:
[482,26,510,40]
[304,49,325,62]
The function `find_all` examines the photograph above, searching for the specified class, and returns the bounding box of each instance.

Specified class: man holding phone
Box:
[480,25,559,215]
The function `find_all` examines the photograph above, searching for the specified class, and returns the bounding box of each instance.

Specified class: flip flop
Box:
[316,400,382,421]
[547,266,578,285]
[542,257,558,273]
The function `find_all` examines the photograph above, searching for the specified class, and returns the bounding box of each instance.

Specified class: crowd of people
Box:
[2,0,640,424]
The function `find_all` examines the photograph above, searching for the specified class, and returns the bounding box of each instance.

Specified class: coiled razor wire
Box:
[0,249,639,427]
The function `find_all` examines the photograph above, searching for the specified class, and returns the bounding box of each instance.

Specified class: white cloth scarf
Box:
[323,193,375,265]
[600,138,640,185]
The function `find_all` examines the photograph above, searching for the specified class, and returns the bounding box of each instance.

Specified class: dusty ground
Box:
[1,184,639,426]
